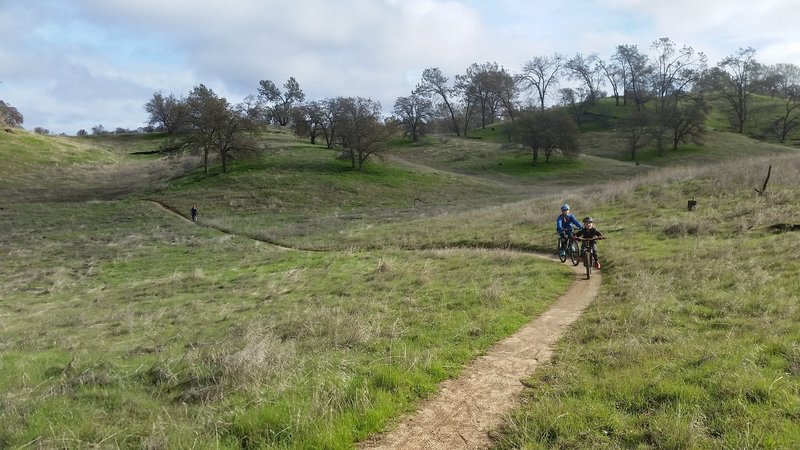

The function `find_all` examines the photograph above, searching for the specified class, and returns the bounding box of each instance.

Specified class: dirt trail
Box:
[147,199,602,448]
[147,199,191,222]
[359,261,600,449]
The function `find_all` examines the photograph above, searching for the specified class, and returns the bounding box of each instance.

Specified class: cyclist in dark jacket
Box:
[575,216,604,268]
[556,203,583,256]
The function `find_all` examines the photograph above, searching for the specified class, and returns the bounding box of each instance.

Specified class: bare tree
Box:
[667,97,709,151]
[649,38,708,154]
[712,47,761,133]
[257,77,305,126]
[335,97,391,172]
[144,91,185,134]
[415,68,461,136]
[456,62,508,129]
[559,87,591,126]
[454,71,481,135]
[770,84,800,142]
[614,44,653,111]
[519,53,566,113]
[760,63,800,141]
[489,67,519,122]
[511,109,580,165]
[619,109,654,161]
[394,93,433,142]
[650,38,707,113]
[598,58,624,106]
[565,53,605,105]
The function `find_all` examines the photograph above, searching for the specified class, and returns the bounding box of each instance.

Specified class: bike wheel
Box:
[585,252,592,279]
[569,241,580,266]
[558,239,567,262]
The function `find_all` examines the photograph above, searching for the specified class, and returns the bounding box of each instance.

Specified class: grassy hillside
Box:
[1,121,798,448]
[0,130,118,187]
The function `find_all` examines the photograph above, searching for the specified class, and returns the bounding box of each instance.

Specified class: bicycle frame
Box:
[558,232,580,264]
[578,237,603,279]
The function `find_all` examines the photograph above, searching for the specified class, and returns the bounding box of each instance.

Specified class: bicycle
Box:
[557,233,580,266]
[578,236,604,279]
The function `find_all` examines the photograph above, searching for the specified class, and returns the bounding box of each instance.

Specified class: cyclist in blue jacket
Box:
[556,203,583,256]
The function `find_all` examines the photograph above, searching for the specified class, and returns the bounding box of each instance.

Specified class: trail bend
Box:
[359,259,600,450]
[146,198,602,449]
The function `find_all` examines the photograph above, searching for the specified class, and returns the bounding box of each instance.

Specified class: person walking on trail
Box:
[556,203,582,257]
[575,216,604,269]
[190,206,198,222]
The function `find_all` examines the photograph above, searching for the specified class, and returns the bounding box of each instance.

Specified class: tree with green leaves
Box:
[163,84,258,174]
[393,93,433,142]
[144,92,185,134]
[257,77,305,126]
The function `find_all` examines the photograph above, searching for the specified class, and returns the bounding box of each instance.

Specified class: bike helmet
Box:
[583,216,594,223]
[561,203,570,211]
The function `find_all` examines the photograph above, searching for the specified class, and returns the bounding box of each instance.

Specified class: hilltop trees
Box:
[757,63,800,142]
[336,97,392,172]
[613,44,652,110]
[158,84,258,173]
[415,68,462,136]
[649,38,708,154]
[564,53,604,106]
[0,100,23,127]
[258,77,305,126]
[393,93,433,142]
[135,36,800,175]
[519,53,565,113]
[511,109,580,165]
[709,47,760,133]
[145,92,185,134]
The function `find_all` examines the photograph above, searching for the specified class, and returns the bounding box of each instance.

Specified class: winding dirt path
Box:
[146,199,602,448]
[359,261,601,449]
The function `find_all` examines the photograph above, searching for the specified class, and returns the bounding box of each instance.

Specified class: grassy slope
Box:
[1,111,799,448]
[0,130,117,187]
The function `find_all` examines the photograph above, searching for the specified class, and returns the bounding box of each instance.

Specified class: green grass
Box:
[1,119,799,448]
[0,198,570,448]
[0,130,118,187]
[490,153,800,448]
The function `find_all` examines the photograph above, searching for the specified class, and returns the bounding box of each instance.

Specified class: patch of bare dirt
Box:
[359,258,600,449]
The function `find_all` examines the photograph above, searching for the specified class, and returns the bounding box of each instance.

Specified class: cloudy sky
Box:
[2,0,799,135]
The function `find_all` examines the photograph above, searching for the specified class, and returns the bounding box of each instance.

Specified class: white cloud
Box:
[2,0,799,134]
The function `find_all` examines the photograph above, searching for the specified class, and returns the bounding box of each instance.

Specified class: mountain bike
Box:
[558,233,580,266]
[578,236,604,279]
